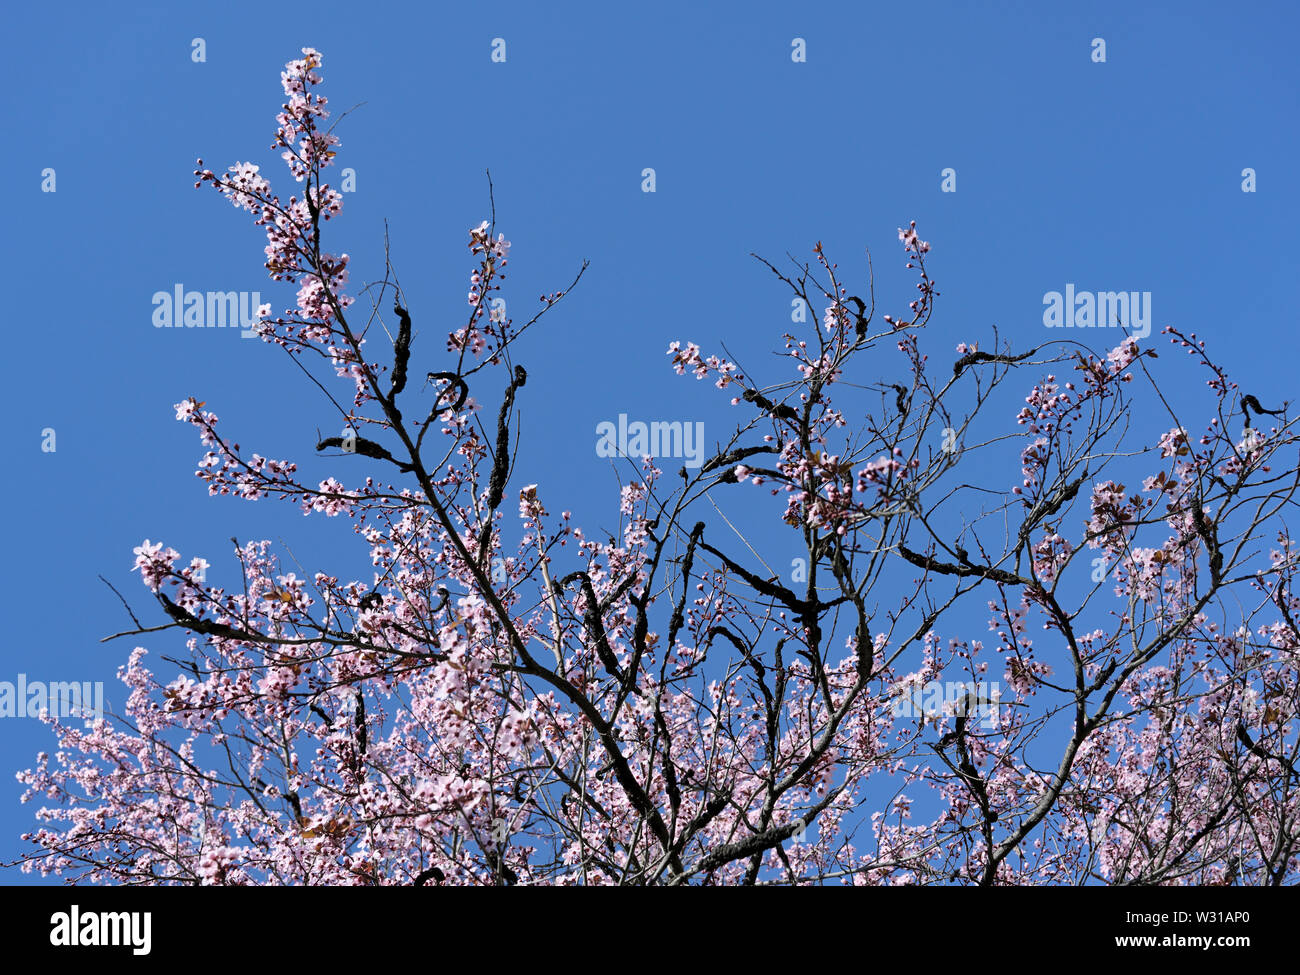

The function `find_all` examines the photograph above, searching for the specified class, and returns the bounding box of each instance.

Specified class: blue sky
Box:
[1,0,1296,881]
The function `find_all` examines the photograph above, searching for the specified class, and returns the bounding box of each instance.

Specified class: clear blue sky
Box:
[1,0,1296,881]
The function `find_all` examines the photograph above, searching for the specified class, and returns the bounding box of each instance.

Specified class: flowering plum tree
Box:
[17,49,1300,885]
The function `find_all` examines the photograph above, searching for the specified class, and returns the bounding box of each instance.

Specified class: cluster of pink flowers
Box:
[195,48,352,349]
[666,341,742,389]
